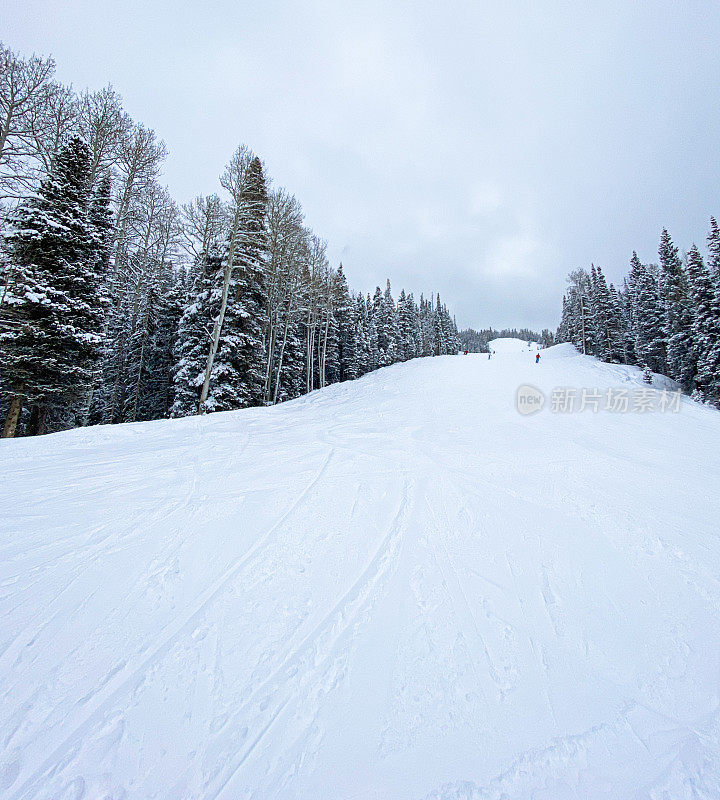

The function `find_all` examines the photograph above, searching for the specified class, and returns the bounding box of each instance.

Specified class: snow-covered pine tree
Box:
[686,245,720,405]
[435,298,458,354]
[0,136,104,436]
[122,258,183,422]
[556,295,570,343]
[334,264,357,381]
[367,292,380,371]
[354,294,371,376]
[419,294,436,356]
[408,293,423,358]
[607,282,630,364]
[381,280,400,365]
[204,156,269,412]
[145,264,185,418]
[397,289,412,360]
[83,171,116,421]
[370,286,385,365]
[657,229,695,390]
[707,217,720,287]
[589,265,611,360]
[627,252,666,374]
[171,248,223,417]
[618,279,638,364]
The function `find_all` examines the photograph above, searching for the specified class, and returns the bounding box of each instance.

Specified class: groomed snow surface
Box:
[2,340,720,800]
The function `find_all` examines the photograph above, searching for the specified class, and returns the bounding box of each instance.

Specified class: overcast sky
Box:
[5,0,720,330]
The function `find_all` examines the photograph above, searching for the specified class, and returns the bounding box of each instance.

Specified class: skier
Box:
[535,353,541,364]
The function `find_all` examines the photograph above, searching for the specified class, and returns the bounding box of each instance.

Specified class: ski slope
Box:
[2,341,720,800]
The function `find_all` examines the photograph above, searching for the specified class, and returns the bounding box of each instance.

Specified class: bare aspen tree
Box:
[27,83,78,176]
[271,234,311,403]
[112,124,166,285]
[0,44,55,198]
[179,194,229,260]
[78,86,131,186]
[104,183,178,423]
[124,189,180,422]
[264,189,308,401]
[304,236,328,392]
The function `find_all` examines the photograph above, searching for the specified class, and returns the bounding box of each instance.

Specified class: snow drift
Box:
[2,340,720,800]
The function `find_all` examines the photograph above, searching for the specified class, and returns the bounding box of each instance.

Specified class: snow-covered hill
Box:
[487,336,540,353]
[2,341,720,800]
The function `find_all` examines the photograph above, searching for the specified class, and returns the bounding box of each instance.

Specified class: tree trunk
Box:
[26,403,49,436]
[2,394,22,438]
[264,312,278,402]
[273,294,295,404]
[35,405,49,436]
[320,312,330,388]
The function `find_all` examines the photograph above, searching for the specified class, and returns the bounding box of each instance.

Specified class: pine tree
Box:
[628,253,666,374]
[589,265,612,360]
[397,289,413,360]
[0,136,104,436]
[334,264,356,380]
[686,245,720,405]
[658,229,695,390]
[354,294,371,376]
[382,279,399,365]
[367,292,380,371]
[203,157,269,412]
[171,248,223,417]
[83,172,115,421]
[707,217,720,287]
[122,260,182,422]
[607,283,630,364]
[147,266,184,418]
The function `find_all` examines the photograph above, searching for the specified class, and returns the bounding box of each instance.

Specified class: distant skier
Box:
[535,353,541,364]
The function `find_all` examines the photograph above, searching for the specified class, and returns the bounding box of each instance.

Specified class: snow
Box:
[2,339,720,800]
[487,336,540,353]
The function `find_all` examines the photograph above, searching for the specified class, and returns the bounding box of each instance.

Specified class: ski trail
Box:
[6,448,335,800]
[205,483,412,798]
[3,343,720,799]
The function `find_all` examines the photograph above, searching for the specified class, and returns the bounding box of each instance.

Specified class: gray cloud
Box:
[6,0,720,331]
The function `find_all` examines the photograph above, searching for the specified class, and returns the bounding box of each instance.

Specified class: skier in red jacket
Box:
[535,353,541,364]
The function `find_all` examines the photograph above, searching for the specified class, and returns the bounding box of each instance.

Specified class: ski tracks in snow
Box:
[4,445,336,800]
[203,480,413,799]
[3,344,720,799]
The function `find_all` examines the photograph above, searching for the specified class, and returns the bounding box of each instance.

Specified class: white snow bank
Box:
[1,350,719,800]
[539,342,582,359]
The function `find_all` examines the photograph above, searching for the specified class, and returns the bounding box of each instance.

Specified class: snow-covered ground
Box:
[2,340,720,800]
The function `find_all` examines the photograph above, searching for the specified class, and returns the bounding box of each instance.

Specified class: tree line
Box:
[556,223,720,406]
[0,44,459,437]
